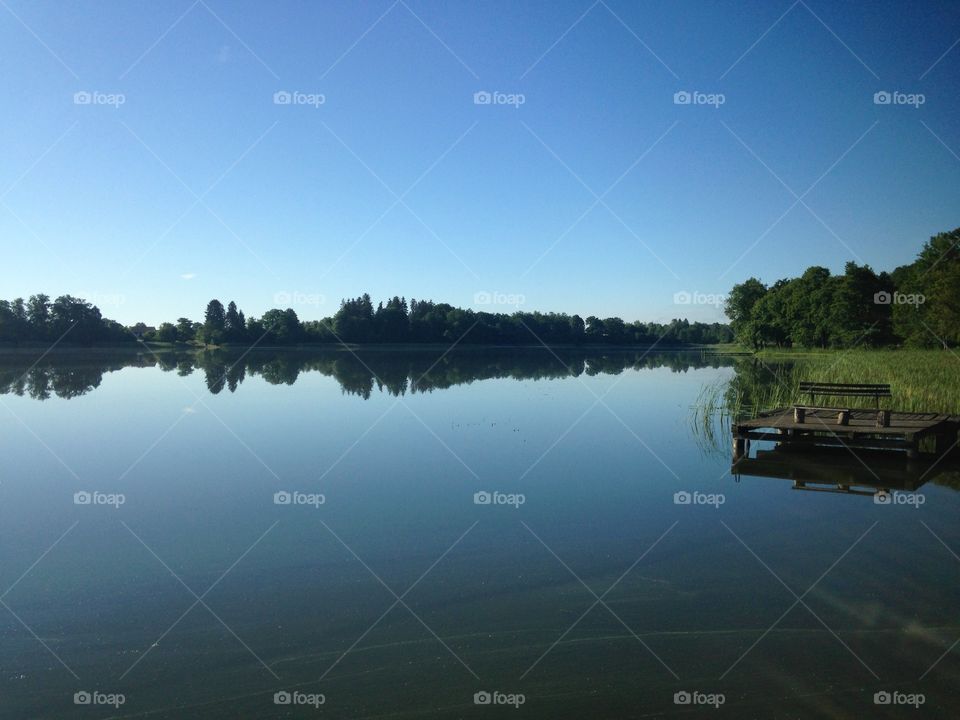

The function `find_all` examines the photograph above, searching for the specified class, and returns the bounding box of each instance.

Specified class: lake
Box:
[1,348,958,718]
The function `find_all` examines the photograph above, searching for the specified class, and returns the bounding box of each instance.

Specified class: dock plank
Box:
[733,407,960,459]
[740,408,953,435]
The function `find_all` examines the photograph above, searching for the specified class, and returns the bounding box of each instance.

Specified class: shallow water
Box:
[1,348,958,718]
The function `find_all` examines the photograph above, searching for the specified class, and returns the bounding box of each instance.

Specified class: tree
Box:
[49,296,103,343]
[750,281,791,347]
[569,315,585,343]
[203,300,226,344]
[334,294,375,342]
[722,227,960,349]
[724,279,766,348]
[893,229,960,347]
[176,317,197,343]
[585,316,605,340]
[825,262,887,347]
[602,317,626,344]
[0,300,28,341]
[27,294,51,338]
[156,322,178,343]
[224,301,246,342]
[260,308,303,344]
[374,296,409,342]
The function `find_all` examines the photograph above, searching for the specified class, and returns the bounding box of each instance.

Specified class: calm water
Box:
[1,348,958,718]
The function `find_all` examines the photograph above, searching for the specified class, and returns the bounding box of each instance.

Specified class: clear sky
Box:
[1,0,958,325]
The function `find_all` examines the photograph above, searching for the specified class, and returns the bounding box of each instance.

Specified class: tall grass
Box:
[757,349,960,415]
[696,351,960,436]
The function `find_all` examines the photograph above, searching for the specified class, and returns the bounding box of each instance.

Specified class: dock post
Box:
[733,435,746,460]
[933,431,954,457]
[906,434,919,459]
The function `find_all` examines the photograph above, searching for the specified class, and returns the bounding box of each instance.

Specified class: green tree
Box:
[825,262,887,347]
[224,301,246,342]
[261,308,303,344]
[569,314,585,343]
[27,294,51,338]
[585,316,605,340]
[176,317,197,343]
[203,299,226,344]
[893,229,960,347]
[48,296,102,343]
[374,296,409,342]
[334,294,375,342]
[724,278,766,348]
[156,322,178,343]
[603,317,626,344]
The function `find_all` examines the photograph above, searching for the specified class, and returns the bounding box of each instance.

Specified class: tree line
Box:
[160,296,733,346]
[0,294,733,347]
[724,227,960,349]
[0,294,130,344]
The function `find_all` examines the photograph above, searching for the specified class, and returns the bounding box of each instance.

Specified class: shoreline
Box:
[0,342,740,355]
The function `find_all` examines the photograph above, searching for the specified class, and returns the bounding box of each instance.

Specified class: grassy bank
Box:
[701,349,960,419]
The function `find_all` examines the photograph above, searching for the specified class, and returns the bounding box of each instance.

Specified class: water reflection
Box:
[732,444,960,496]
[0,347,739,401]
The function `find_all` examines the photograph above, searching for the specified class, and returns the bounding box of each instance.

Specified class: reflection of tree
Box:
[25,367,50,400]
[226,362,245,393]
[0,356,122,400]
[203,355,228,394]
[328,358,374,399]
[49,366,104,399]
[156,355,179,372]
[0,348,740,401]
[249,356,301,386]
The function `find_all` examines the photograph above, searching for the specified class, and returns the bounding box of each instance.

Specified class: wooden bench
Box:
[794,382,892,427]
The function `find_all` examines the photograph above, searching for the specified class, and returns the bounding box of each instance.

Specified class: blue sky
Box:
[1,0,958,325]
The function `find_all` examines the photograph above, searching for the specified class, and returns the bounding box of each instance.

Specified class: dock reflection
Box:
[731,443,960,497]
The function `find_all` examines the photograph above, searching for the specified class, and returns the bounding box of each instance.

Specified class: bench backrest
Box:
[798,381,891,402]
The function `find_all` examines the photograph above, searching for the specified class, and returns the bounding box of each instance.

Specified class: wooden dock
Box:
[733,407,960,459]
